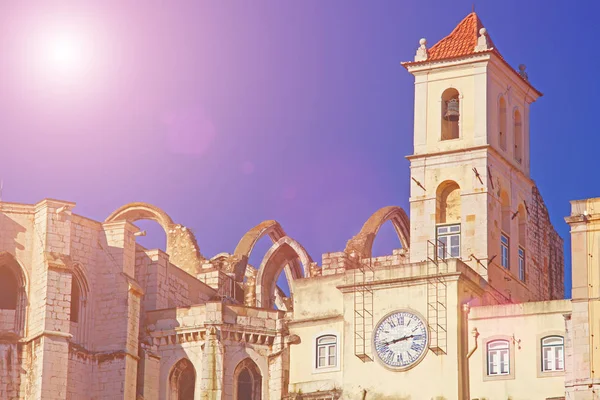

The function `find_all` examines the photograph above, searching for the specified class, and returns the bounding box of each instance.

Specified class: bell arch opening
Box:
[168,358,196,400]
[436,181,461,224]
[234,358,262,400]
[441,88,460,140]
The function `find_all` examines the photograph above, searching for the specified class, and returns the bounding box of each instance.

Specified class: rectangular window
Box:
[436,224,460,260]
[501,234,510,269]
[518,247,525,281]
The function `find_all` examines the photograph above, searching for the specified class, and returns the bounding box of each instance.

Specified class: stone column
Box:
[201,325,224,400]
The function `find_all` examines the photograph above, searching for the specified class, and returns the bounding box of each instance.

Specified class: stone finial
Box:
[474,27,488,52]
[414,38,428,61]
[518,64,529,81]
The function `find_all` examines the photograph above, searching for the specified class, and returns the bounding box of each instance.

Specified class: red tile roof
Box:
[427,12,496,61]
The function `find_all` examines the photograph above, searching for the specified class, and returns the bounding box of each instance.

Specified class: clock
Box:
[373,310,429,370]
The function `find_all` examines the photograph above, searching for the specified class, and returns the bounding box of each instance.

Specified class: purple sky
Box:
[1,1,597,297]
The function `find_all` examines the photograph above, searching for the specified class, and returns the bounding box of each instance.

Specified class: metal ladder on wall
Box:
[353,258,374,362]
[427,240,448,355]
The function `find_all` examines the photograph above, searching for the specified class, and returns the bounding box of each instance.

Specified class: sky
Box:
[0,0,597,298]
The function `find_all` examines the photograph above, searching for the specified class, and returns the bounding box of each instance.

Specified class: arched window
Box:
[541,336,564,372]
[498,96,507,150]
[0,266,18,310]
[514,109,522,163]
[517,205,527,281]
[235,358,262,400]
[441,88,460,140]
[70,276,81,323]
[169,358,196,400]
[487,340,510,376]
[500,191,511,269]
[316,335,338,369]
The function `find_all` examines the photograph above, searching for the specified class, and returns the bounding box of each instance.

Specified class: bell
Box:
[444,98,460,121]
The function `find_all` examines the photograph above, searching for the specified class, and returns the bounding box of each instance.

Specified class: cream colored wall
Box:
[467,300,570,400]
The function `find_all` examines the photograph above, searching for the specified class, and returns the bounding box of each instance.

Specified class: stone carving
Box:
[474,27,489,52]
[414,38,428,61]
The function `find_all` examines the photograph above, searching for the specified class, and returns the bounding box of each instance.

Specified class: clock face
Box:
[373,310,428,369]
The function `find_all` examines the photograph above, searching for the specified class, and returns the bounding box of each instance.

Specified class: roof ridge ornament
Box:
[414,38,428,62]
[518,64,529,81]
[474,27,489,52]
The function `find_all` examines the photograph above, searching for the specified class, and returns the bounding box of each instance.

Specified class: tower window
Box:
[441,88,460,140]
[501,234,510,269]
[514,109,522,163]
[437,224,460,259]
[70,277,81,323]
[499,96,507,150]
[518,247,525,281]
[0,266,18,310]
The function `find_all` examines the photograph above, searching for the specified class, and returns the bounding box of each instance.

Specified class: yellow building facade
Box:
[0,11,597,400]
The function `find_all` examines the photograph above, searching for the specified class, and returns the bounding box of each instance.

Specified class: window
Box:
[542,336,564,372]
[235,358,262,400]
[518,247,525,281]
[70,277,81,323]
[169,358,196,400]
[501,234,510,269]
[441,88,460,140]
[437,224,460,259]
[514,109,522,163]
[498,96,507,150]
[487,340,510,376]
[0,266,18,310]
[316,335,337,368]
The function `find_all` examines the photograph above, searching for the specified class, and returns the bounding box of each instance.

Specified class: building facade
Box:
[0,11,595,400]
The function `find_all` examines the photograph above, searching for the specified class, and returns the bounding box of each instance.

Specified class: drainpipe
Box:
[467,327,480,359]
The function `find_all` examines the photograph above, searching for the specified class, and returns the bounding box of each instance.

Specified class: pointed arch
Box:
[70,263,91,345]
[513,108,523,163]
[344,206,410,259]
[168,358,196,400]
[0,252,28,338]
[255,236,312,309]
[233,358,262,400]
[105,202,205,275]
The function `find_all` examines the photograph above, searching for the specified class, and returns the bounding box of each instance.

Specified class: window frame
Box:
[436,223,461,260]
[538,334,565,377]
[482,336,515,381]
[501,233,510,269]
[518,247,526,282]
[313,332,341,374]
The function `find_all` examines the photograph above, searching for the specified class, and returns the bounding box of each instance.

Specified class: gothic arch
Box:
[233,358,262,400]
[0,252,28,338]
[255,236,312,309]
[168,358,196,400]
[105,202,205,275]
[344,206,410,259]
[70,263,91,345]
[229,220,287,282]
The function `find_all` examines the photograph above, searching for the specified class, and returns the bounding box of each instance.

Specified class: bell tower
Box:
[402,13,559,302]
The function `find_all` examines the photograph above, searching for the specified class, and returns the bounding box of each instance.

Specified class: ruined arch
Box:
[255,237,312,309]
[0,252,28,338]
[168,358,196,400]
[233,358,262,400]
[344,206,410,259]
[229,220,287,282]
[105,202,204,275]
